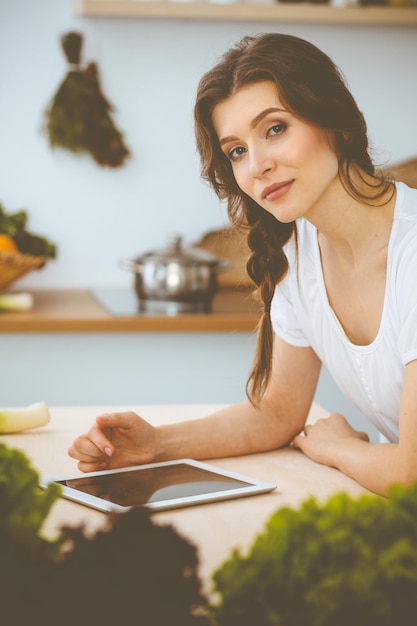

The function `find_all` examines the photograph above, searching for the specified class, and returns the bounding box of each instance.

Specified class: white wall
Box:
[3,329,379,440]
[1,0,416,441]
[1,0,416,289]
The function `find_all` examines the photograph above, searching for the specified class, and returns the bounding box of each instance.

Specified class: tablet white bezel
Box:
[40,458,277,513]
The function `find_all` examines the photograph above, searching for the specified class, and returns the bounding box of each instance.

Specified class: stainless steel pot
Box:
[120,234,230,314]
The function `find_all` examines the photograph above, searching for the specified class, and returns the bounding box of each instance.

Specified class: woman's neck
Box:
[309,177,396,265]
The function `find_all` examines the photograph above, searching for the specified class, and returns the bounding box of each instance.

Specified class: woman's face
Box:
[212,81,340,224]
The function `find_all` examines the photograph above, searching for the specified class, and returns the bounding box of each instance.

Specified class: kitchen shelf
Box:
[0,289,261,333]
[73,1,417,26]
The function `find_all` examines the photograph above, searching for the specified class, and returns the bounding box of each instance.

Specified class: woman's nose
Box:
[249,148,274,178]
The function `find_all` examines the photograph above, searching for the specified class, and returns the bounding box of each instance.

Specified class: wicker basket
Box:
[0,250,47,291]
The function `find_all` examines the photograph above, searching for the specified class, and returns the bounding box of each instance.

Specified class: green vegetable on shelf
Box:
[0,292,34,311]
[0,203,57,258]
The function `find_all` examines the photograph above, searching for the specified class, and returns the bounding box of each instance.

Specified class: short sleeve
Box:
[392,220,417,366]
[397,264,417,366]
[270,278,310,348]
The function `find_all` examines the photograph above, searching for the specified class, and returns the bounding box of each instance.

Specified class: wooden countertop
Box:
[0,403,370,596]
[0,288,261,333]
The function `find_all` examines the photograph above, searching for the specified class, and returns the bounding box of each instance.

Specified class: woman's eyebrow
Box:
[250,107,286,129]
[219,107,287,147]
[219,135,238,147]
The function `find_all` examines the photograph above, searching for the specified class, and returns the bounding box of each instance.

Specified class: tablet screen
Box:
[42,459,276,512]
[60,462,252,506]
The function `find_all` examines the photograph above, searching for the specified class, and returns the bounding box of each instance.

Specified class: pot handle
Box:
[119,259,142,272]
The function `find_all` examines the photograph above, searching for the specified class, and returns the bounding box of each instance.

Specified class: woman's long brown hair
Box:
[194,33,393,405]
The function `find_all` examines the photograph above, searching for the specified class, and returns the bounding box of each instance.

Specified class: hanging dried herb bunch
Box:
[46,31,130,168]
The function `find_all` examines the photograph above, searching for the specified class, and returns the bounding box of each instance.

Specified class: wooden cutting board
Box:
[193,227,253,290]
[382,156,417,188]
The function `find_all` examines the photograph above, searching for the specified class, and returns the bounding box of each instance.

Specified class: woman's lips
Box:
[261,180,293,202]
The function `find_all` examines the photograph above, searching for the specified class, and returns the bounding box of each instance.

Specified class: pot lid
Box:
[135,234,222,266]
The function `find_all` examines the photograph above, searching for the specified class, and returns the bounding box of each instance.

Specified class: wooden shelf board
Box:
[73,1,417,26]
[0,289,260,333]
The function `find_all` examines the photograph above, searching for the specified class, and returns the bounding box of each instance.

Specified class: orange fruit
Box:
[0,234,18,253]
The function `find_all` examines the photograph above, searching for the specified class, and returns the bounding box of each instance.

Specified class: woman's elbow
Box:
[392,458,417,489]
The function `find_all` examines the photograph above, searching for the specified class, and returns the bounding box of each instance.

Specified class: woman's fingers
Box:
[67,411,159,472]
[67,420,115,462]
[95,411,139,431]
[76,458,110,473]
[67,436,105,462]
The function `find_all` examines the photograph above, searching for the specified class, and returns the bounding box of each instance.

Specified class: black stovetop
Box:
[92,287,140,316]
[91,287,211,317]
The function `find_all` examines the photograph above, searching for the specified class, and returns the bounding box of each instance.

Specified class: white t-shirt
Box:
[271,182,417,443]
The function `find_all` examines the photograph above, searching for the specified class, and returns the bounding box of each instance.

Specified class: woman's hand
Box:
[292,412,369,468]
[68,411,158,472]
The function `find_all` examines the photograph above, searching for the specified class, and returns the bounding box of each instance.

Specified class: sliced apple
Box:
[0,402,50,434]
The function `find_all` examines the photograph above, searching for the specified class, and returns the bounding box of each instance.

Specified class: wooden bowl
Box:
[0,250,47,291]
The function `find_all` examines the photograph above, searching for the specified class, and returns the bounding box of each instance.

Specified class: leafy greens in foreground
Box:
[4,439,417,626]
[0,442,210,626]
[212,483,417,626]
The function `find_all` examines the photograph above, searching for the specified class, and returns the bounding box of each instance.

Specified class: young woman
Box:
[68,34,417,496]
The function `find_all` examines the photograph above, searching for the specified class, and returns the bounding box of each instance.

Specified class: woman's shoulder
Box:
[390,182,417,279]
[395,181,417,223]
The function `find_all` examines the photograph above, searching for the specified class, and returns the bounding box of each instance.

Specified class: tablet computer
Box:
[41,458,277,513]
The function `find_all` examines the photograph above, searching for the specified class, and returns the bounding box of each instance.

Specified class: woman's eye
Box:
[228,146,246,161]
[267,122,287,137]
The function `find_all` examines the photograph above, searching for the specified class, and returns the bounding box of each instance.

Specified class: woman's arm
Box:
[293,359,417,495]
[68,337,321,472]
